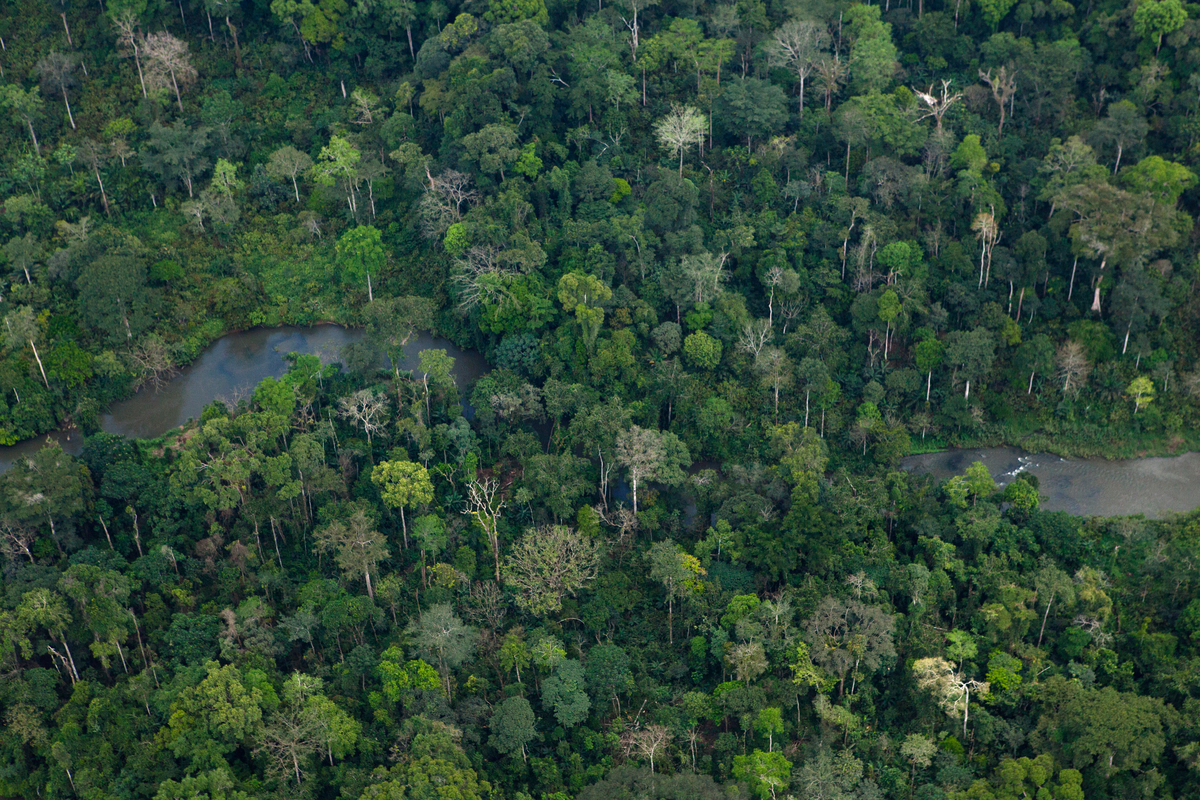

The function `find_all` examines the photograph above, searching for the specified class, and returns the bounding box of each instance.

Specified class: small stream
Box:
[0,325,488,471]
[901,446,1200,519]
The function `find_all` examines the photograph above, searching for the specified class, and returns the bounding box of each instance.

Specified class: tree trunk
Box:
[364,569,374,600]
[170,68,183,112]
[1028,371,1035,394]
[30,341,49,388]
[1036,593,1053,647]
[62,89,75,130]
[926,370,932,402]
[399,506,408,548]
[61,12,73,46]
[964,379,970,401]
[94,166,110,215]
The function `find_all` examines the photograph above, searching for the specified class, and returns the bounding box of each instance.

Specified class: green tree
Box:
[733,749,792,800]
[336,225,385,301]
[684,331,722,370]
[1133,0,1187,52]
[490,696,536,761]
[541,659,591,727]
[615,425,691,514]
[372,460,433,548]
[166,661,265,772]
[1127,376,1155,413]
[647,540,705,643]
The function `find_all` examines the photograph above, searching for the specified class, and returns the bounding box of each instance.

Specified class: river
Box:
[901,446,1200,519]
[5,328,1200,519]
[0,325,489,471]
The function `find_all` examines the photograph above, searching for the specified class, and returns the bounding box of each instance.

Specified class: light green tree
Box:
[372,460,433,548]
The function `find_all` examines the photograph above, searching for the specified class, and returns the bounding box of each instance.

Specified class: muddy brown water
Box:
[0,325,488,471]
[901,446,1200,518]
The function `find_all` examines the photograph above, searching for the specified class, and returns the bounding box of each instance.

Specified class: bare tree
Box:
[621,724,671,774]
[913,80,962,131]
[35,51,79,130]
[978,67,1017,135]
[738,319,774,359]
[465,477,507,583]
[653,104,706,175]
[1056,340,1091,397]
[128,336,176,392]
[418,167,477,239]
[912,657,989,738]
[144,32,197,112]
[337,389,390,444]
[764,20,829,119]
[111,12,147,97]
[77,139,110,216]
[971,210,1000,289]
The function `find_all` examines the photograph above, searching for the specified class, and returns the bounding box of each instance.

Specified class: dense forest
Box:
[2,0,1200,797]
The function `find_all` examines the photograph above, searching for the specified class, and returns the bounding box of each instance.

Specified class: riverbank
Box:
[901,445,1200,518]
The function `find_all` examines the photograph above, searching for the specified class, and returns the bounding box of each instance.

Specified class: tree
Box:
[0,84,44,155]
[406,604,478,696]
[1056,340,1091,397]
[733,749,792,800]
[460,123,519,181]
[615,425,691,514]
[754,707,785,752]
[765,21,828,119]
[313,510,390,600]
[1016,334,1055,394]
[35,52,79,130]
[558,272,612,349]
[1031,677,1169,777]
[490,697,536,762]
[944,328,995,401]
[141,121,211,197]
[1127,376,1155,413]
[4,306,50,387]
[336,225,385,301]
[914,337,944,403]
[541,659,590,727]
[1089,101,1148,173]
[684,331,723,371]
[717,78,788,149]
[312,135,363,217]
[647,540,705,643]
[144,32,197,112]
[339,389,390,446]
[804,597,896,696]
[845,4,898,93]
[504,525,601,617]
[372,460,433,547]
[654,104,707,175]
[166,661,264,771]
[912,657,988,738]
[266,146,313,203]
[900,734,937,795]
[585,643,634,714]
[1133,0,1186,53]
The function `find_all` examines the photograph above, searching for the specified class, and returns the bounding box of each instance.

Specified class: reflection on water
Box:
[901,446,1200,519]
[0,326,489,471]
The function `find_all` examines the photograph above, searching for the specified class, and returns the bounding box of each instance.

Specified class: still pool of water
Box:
[0,325,489,471]
[901,446,1200,518]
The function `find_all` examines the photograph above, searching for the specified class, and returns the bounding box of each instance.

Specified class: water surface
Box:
[0,326,488,471]
[902,446,1200,518]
